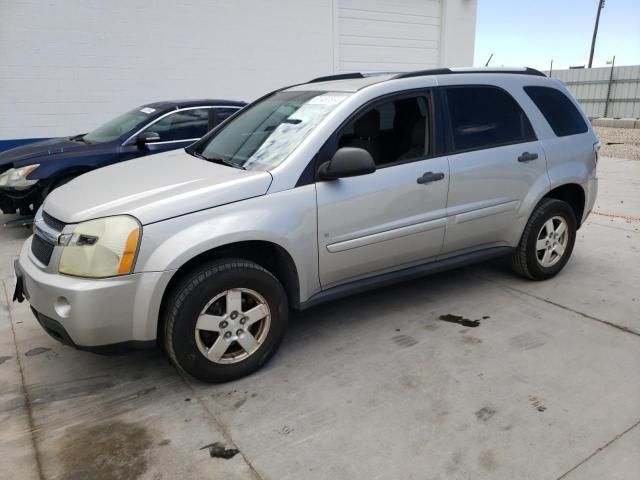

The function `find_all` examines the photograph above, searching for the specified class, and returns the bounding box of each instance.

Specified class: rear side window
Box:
[524,86,588,137]
[144,108,211,141]
[213,107,240,127]
[445,86,536,152]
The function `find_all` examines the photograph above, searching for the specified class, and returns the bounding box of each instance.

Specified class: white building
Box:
[0,0,477,144]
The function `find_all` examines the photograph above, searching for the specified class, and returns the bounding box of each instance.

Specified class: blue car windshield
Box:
[83,108,156,143]
[194,90,350,171]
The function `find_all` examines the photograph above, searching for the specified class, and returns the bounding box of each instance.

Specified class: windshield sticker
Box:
[140,107,156,114]
[307,94,349,106]
[243,101,339,169]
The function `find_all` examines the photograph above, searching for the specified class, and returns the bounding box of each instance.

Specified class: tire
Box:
[511,198,577,280]
[163,258,289,383]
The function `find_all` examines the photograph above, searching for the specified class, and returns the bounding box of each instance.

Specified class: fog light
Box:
[54,296,71,318]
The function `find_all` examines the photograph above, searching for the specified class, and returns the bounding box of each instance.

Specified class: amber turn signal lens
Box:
[118,228,141,274]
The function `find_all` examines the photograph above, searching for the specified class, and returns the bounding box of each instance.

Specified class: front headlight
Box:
[58,215,141,278]
[0,164,40,189]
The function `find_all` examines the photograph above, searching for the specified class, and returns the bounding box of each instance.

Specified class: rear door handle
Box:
[417,171,445,184]
[518,152,539,162]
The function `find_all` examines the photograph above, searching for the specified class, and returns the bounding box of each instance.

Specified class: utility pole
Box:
[588,0,605,68]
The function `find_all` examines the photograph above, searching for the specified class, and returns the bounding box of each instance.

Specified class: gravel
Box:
[593,126,640,161]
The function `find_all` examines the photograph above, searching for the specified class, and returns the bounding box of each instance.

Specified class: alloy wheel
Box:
[194,288,271,364]
[535,216,569,268]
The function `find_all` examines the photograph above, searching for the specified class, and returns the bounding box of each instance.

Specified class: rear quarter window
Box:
[524,86,588,137]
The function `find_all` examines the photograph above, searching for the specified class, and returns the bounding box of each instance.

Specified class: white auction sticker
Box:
[307,94,349,105]
[140,107,156,114]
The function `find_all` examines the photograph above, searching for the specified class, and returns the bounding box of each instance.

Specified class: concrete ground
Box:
[1,156,639,480]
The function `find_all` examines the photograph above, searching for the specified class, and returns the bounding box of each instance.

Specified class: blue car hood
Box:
[0,137,92,169]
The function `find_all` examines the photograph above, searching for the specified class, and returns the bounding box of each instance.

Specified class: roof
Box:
[142,99,246,110]
[285,67,547,93]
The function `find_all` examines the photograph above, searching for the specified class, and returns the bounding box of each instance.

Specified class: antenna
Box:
[485,53,494,67]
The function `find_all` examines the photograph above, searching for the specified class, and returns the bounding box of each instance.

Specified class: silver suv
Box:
[14,68,599,382]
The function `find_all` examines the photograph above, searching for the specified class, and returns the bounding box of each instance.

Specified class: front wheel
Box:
[163,259,289,383]
[511,198,577,280]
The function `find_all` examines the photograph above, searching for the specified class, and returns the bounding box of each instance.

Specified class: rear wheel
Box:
[163,258,288,383]
[511,198,577,280]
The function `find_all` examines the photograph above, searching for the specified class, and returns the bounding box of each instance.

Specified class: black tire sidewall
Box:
[524,200,577,279]
[166,260,288,383]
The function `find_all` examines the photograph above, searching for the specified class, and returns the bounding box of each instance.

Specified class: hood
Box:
[44,150,273,225]
[0,137,91,168]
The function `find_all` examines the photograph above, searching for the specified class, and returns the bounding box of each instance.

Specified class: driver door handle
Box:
[417,171,445,184]
[518,152,539,162]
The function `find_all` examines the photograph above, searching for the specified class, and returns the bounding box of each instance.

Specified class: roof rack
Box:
[308,73,365,83]
[308,71,402,84]
[306,67,546,86]
[394,67,546,79]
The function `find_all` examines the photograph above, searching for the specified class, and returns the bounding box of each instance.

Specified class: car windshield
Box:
[193,90,351,171]
[82,107,158,143]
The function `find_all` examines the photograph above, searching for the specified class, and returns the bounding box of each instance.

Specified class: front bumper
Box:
[29,307,155,353]
[16,237,171,349]
[0,184,42,215]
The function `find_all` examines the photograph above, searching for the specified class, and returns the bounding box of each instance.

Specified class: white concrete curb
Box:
[591,118,640,129]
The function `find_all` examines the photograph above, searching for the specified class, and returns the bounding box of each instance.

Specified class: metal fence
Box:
[545,65,640,119]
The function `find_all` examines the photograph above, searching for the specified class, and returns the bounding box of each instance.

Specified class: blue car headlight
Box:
[0,165,40,189]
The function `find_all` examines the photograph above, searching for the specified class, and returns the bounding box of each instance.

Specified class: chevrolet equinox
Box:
[14,68,599,382]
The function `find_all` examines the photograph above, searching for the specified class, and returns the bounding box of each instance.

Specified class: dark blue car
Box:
[0,99,245,216]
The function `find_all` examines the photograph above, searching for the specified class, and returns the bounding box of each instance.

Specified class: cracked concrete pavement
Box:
[0,156,638,479]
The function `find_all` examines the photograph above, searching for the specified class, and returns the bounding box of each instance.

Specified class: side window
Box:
[213,107,240,128]
[446,86,536,152]
[337,95,430,166]
[524,86,588,137]
[143,108,211,141]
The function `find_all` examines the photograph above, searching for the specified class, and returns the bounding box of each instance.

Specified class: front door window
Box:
[337,95,430,167]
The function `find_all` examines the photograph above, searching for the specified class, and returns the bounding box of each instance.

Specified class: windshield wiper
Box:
[209,157,246,170]
[189,150,245,170]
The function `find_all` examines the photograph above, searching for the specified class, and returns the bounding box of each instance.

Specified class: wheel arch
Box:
[156,240,300,341]
[543,183,586,227]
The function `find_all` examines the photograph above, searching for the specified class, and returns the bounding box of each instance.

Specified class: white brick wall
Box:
[0,0,476,139]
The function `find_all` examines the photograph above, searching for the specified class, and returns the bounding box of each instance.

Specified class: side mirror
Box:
[318,147,376,180]
[136,131,161,146]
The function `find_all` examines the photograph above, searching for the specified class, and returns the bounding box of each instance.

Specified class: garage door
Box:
[337,0,441,73]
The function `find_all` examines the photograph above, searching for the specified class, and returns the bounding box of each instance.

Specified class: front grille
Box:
[31,234,55,266]
[42,211,66,231]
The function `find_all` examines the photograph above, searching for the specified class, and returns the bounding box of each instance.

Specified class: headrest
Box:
[353,109,380,137]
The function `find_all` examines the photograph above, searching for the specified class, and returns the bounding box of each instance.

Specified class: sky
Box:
[473,0,640,70]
